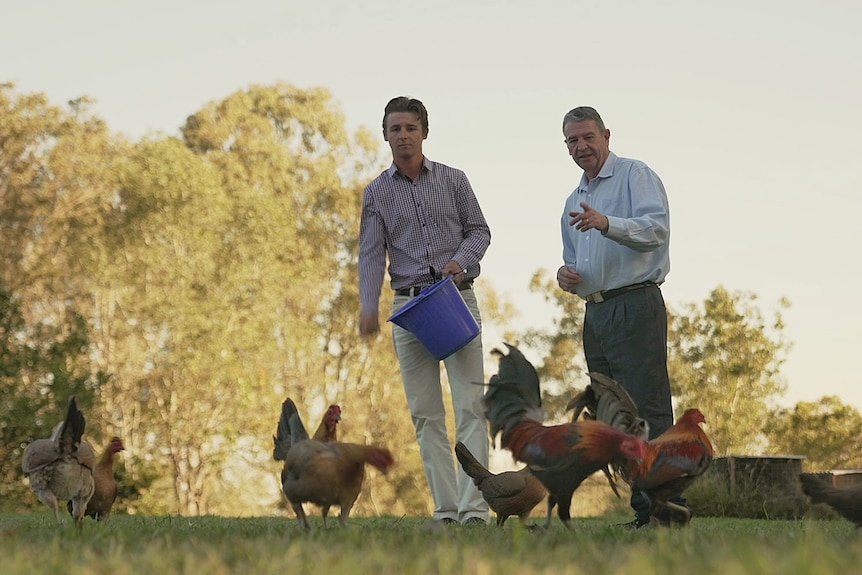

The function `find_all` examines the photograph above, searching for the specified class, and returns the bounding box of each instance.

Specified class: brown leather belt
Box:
[396,280,474,297]
[585,281,655,304]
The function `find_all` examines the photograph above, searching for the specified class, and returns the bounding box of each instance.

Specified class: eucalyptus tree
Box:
[764,396,862,471]
[667,286,789,455]
[0,85,119,505]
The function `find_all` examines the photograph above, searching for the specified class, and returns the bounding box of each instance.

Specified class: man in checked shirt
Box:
[359,96,491,526]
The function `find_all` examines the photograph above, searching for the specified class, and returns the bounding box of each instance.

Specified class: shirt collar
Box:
[579,151,618,189]
[386,156,432,178]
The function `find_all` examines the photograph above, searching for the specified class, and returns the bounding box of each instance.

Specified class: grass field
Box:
[0,513,858,574]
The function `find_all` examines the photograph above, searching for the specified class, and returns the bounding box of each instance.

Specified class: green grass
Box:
[0,513,858,574]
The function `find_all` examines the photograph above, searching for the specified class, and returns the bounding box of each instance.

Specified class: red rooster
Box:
[569,373,713,526]
[273,398,393,529]
[483,344,645,529]
[626,408,713,525]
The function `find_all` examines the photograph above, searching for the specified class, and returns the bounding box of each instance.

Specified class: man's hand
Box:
[360,311,380,337]
[570,202,608,233]
[556,265,581,292]
[442,260,467,285]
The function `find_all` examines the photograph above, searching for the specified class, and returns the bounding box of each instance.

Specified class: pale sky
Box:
[4,0,861,411]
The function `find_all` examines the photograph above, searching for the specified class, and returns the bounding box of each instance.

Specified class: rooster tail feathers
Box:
[455,441,491,482]
[493,343,542,408]
[55,396,86,454]
[572,419,645,461]
[273,398,309,460]
[484,343,545,439]
[566,386,597,422]
[568,373,649,440]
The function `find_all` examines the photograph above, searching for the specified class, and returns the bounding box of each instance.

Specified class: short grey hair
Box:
[562,106,606,133]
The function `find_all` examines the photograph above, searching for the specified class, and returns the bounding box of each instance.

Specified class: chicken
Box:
[67,436,125,521]
[273,398,394,529]
[313,405,342,442]
[273,403,341,461]
[567,372,649,440]
[22,396,96,529]
[455,441,546,526]
[626,408,714,525]
[483,344,646,529]
[799,472,862,527]
[567,372,650,497]
[568,373,713,526]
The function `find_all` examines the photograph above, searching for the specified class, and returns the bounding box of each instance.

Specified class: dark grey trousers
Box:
[582,284,678,521]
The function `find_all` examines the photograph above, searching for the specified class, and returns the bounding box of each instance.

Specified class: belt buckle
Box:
[587,291,604,303]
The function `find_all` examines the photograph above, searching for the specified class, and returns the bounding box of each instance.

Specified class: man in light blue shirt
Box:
[555,106,682,528]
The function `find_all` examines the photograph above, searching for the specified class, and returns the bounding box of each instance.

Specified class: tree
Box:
[764,396,862,471]
[0,85,117,507]
[667,286,790,455]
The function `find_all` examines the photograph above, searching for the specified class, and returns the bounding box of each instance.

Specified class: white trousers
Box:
[391,288,490,523]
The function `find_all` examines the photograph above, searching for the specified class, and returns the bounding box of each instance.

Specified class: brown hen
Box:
[455,441,546,526]
[68,436,125,521]
[273,398,393,529]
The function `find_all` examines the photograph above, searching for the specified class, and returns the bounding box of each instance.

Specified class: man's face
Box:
[564,119,610,180]
[384,111,427,160]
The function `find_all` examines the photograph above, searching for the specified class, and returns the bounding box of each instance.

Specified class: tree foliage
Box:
[667,286,789,455]
[0,82,427,516]
[0,85,116,508]
[763,396,862,471]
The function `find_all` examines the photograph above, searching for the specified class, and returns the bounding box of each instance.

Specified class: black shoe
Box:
[616,517,649,529]
[439,517,458,525]
[463,517,487,525]
[420,517,457,531]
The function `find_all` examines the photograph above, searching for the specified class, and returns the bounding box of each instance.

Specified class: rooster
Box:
[483,344,646,529]
[455,441,547,527]
[626,408,713,525]
[799,472,862,527]
[67,436,125,521]
[273,398,394,529]
[22,396,96,529]
[568,372,713,526]
[567,372,650,497]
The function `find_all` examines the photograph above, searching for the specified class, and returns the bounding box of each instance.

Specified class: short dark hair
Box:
[562,106,606,133]
[383,97,429,133]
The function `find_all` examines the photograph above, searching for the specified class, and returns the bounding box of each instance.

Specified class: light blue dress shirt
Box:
[561,152,670,299]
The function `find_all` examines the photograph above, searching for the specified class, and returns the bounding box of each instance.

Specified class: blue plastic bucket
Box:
[388,276,480,360]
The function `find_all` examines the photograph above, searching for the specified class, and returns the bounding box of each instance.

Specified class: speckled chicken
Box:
[22,396,96,529]
[455,441,546,526]
[800,472,862,527]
